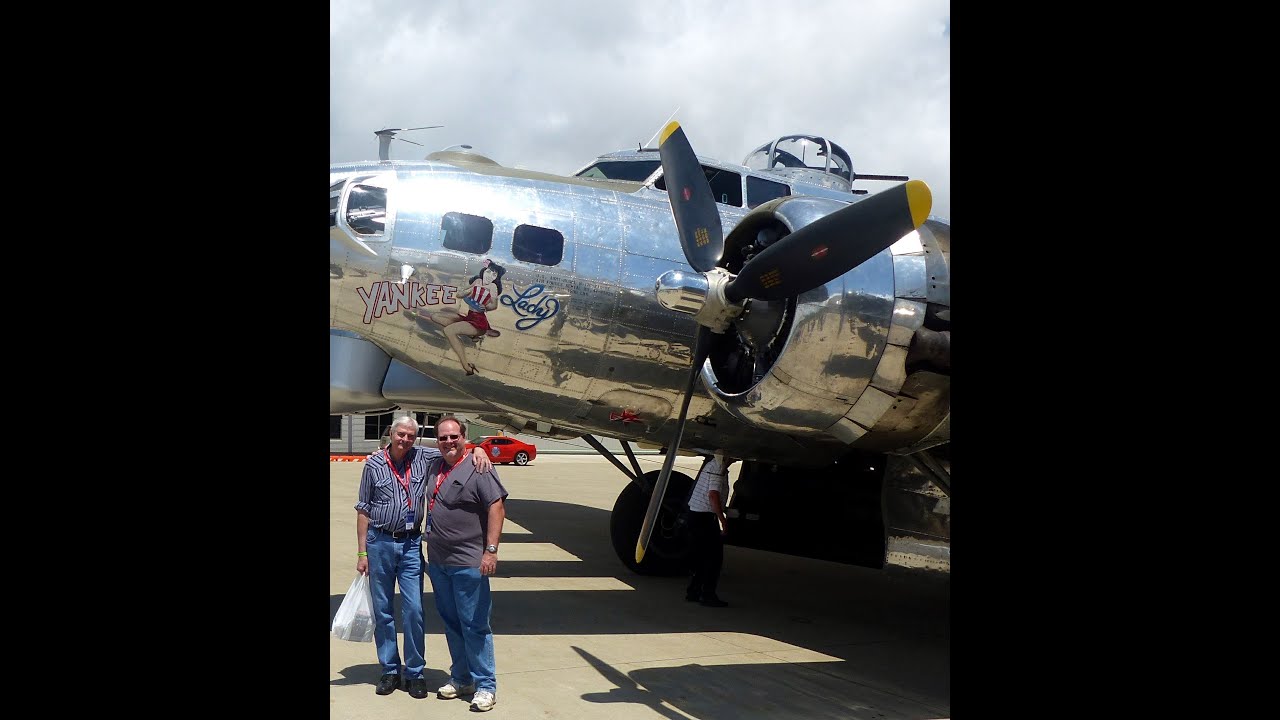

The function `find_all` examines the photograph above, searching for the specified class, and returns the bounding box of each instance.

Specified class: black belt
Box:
[380,528,421,540]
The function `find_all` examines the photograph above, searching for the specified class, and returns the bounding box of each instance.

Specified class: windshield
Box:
[575,159,661,182]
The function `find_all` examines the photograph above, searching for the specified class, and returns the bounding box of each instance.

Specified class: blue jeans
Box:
[427,562,497,692]
[366,528,425,678]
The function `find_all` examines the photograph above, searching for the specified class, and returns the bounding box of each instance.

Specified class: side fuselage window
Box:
[441,212,494,254]
[513,224,564,266]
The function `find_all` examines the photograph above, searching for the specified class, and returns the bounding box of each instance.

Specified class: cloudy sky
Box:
[330,0,950,220]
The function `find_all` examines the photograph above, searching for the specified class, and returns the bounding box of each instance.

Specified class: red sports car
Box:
[465,436,537,465]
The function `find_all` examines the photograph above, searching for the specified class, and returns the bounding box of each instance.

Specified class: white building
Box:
[330,412,653,456]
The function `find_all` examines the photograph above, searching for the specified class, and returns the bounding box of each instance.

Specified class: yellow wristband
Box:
[356,551,368,557]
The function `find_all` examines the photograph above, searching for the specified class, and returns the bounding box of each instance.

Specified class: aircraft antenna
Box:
[375,125,443,161]
[643,106,681,149]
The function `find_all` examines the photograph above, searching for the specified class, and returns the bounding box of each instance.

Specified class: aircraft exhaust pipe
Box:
[905,328,950,373]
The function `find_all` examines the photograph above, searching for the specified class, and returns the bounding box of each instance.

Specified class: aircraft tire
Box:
[609,470,694,575]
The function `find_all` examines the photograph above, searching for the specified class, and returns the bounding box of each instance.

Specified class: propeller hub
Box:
[655,270,707,315]
[656,268,742,334]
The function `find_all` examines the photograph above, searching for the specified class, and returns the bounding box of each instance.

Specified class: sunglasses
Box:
[438,434,462,440]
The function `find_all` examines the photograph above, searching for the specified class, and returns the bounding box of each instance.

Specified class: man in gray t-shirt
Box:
[422,416,509,712]
[424,455,508,565]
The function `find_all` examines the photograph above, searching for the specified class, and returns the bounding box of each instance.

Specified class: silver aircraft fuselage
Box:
[329,147,950,468]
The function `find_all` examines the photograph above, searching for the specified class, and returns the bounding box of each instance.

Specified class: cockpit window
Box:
[746,176,791,209]
[347,184,388,236]
[655,165,743,207]
[441,212,494,254]
[576,160,661,182]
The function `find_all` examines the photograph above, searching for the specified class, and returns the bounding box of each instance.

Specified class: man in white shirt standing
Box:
[685,450,735,607]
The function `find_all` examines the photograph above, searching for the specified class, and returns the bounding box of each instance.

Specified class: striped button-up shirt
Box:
[355,446,443,531]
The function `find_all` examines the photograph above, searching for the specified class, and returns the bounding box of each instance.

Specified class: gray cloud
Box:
[331,0,950,219]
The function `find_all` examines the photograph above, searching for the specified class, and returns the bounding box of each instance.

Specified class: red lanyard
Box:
[428,459,460,515]
[384,449,413,509]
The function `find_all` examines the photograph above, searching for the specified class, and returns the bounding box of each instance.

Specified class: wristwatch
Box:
[485,544,498,554]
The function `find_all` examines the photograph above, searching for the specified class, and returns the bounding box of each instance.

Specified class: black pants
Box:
[685,512,724,600]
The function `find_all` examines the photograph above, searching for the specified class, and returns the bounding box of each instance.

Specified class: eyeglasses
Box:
[438,434,462,440]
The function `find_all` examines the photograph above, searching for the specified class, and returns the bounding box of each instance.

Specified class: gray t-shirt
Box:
[423,456,508,567]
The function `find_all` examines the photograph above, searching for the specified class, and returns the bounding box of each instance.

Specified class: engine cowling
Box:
[702,198,950,453]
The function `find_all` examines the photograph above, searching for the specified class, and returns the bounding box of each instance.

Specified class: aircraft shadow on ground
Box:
[569,645,946,720]
[330,498,948,716]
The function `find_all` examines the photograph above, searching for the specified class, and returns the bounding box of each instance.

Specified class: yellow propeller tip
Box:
[634,542,646,564]
[659,121,681,145]
[905,180,932,228]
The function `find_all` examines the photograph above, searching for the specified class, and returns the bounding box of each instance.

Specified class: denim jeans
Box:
[366,528,425,678]
[427,562,497,692]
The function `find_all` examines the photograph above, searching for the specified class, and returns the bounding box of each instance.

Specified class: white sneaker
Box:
[436,680,475,699]
[471,689,496,711]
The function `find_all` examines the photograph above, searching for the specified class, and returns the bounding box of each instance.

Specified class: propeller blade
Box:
[658,122,723,273]
[395,137,424,147]
[725,180,932,303]
[636,325,712,564]
[401,125,443,131]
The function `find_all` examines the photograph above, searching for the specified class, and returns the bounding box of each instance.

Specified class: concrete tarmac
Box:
[330,454,949,719]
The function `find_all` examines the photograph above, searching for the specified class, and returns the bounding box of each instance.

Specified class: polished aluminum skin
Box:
[330,331,396,414]
[329,147,950,469]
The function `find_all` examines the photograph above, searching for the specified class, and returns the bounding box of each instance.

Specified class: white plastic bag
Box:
[332,574,375,642]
